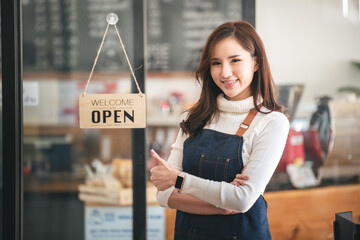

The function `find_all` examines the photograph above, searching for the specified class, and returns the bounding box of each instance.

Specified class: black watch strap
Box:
[175,172,185,190]
[175,175,183,189]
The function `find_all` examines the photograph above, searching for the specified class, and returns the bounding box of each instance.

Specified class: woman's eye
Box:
[211,61,220,66]
[231,59,241,63]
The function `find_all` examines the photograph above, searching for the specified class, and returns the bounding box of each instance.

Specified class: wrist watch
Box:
[175,172,185,193]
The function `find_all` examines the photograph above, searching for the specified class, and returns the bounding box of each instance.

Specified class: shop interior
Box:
[1,0,360,239]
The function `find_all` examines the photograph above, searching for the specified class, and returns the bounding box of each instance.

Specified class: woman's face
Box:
[210,37,258,101]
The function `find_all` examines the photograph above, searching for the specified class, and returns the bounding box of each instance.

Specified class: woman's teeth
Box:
[222,80,237,84]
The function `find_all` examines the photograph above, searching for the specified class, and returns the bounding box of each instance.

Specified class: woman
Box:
[150,21,289,240]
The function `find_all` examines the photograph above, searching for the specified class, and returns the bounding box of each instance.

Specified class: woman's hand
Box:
[223,167,248,215]
[230,166,249,186]
[149,149,180,191]
[222,209,240,215]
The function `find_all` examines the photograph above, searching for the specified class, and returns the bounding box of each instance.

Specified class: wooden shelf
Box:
[24,174,85,193]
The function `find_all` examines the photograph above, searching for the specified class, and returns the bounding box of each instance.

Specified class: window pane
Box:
[22,0,139,239]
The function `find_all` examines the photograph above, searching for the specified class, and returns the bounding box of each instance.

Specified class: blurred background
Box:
[1,0,360,239]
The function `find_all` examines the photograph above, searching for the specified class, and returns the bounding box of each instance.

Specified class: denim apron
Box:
[174,108,271,240]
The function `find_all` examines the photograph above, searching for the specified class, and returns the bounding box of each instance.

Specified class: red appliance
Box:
[276,129,305,172]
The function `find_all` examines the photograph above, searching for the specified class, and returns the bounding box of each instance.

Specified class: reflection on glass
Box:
[23,0,135,239]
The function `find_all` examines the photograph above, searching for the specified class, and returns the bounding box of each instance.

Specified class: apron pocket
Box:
[198,153,231,182]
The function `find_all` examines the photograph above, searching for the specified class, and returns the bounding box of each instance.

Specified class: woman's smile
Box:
[220,79,239,87]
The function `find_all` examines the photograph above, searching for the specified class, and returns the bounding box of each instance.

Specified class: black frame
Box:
[1,0,23,240]
[132,0,147,239]
[243,0,256,27]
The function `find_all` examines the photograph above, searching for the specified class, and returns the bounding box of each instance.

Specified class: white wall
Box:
[146,77,200,102]
[256,0,360,118]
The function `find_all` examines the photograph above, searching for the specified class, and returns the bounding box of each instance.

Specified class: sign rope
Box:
[83,23,143,97]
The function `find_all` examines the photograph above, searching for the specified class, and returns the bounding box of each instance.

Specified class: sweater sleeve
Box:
[180,113,290,212]
[156,129,187,208]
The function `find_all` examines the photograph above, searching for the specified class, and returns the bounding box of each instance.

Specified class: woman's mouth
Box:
[221,79,239,87]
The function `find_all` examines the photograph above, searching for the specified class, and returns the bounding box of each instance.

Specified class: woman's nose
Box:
[221,63,232,78]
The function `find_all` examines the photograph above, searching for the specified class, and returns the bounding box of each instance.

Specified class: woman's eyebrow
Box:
[211,55,242,61]
[228,54,241,58]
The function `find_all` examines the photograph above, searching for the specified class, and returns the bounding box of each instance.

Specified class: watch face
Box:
[175,176,183,189]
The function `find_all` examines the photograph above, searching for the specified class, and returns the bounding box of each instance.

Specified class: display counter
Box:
[165,184,360,240]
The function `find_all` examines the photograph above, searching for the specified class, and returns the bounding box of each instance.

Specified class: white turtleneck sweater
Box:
[157,94,290,213]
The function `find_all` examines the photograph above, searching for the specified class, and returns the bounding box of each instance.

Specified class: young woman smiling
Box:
[150,21,289,240]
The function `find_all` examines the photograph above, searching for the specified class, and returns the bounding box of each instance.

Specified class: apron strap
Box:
[235,104,262,136]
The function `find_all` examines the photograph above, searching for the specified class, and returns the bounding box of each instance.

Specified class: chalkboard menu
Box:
[22,0,133,72]
[21,0,254,72]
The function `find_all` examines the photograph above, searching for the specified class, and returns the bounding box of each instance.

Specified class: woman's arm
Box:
[154,129,186,208]
[154,152,248,215]
[180,113,290,212]
[166,171,247,215]
[167,189,234,215]
[152,113,289,213]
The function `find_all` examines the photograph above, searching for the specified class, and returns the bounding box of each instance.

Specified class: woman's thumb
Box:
[151,149,168,167]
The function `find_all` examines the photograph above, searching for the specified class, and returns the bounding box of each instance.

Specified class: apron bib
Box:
[174,107,271,240]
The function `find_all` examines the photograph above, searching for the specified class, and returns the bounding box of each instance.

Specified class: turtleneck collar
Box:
[217,94,261,114]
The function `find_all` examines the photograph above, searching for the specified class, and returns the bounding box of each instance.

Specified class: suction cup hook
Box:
[106,13,118,25]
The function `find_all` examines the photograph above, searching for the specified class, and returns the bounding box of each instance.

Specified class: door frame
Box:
[1,0,23,240]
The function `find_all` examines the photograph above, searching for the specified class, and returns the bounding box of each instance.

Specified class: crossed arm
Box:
[168,190,232,215]
[150,149,248,215]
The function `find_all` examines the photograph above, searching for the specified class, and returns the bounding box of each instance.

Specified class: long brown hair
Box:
[180,21,285,137]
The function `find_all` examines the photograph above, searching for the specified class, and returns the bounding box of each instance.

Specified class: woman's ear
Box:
[253,57,259,72]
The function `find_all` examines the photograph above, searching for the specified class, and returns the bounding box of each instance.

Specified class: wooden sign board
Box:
[79,93,146,129]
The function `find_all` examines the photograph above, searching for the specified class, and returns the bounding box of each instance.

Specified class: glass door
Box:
[21,0,148,239]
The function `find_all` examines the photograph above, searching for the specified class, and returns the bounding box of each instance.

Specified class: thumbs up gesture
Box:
[149,149,180,191]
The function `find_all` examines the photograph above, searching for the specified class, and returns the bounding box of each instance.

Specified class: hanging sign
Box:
[79,13,146,129]
[79,93,146,128]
